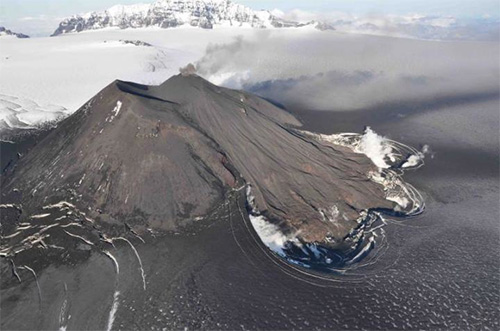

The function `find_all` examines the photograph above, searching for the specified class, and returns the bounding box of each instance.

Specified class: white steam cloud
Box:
[358,127,394,169]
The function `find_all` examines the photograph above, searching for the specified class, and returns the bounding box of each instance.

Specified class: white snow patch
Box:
[63,230,95,246]
[0,204,19,209]
[386,195,410,209]
[249,214,291,257]
[3,231,21,239]
[106,290,120,331]
[246,185,297,257]
[43,201,76,210]
[402,155,421,168]
[107,101,123,123]
[104,251,120,274]
[402,144,430,168]
[0,94,68,130]
[114,101,122,115]
[30,213,51,219]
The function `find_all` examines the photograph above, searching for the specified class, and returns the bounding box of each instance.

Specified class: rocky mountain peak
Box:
[51,0,333,36]
[0,27,30,38]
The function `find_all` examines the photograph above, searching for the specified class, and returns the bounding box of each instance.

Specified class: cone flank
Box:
[2,74,397,247]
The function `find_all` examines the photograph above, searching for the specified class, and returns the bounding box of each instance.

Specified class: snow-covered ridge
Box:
[51,0,333,36]
[0,27,29,39]
[0,94,68,131]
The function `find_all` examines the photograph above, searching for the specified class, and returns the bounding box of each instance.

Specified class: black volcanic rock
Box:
[119,39,153,47]
[1,74,394,247]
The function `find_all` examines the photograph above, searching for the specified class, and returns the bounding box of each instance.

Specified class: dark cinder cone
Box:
[1,74,394,244]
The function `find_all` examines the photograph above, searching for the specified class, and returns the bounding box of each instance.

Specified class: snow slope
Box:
[0,26,331,130]
[0,94,68,131]
[0,27,246,129]
[1,24,497,130]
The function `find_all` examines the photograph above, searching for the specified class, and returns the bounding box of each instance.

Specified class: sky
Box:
[0,0,498,36]
[2,0,499,19]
